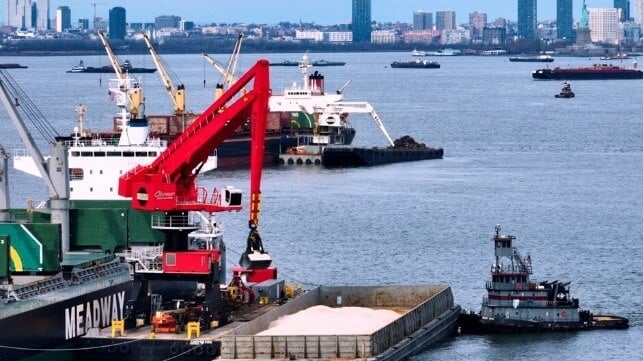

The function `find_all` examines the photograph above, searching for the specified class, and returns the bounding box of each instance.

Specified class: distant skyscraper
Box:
[557,0,574,39]
[589,8,620,43]
[614,0,630,21]
[636,0,643,24]
[435,10,456,30]
[109,7,126,40]
[155,15,181,29]
[413,11,433,30]
[352,0,371,42]
[78,18,90,30]
[5,0,49,30]
[55,6,71,32]
[469,12,487,39]
[518,0,537,39]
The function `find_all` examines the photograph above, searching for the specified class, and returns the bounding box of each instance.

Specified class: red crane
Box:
[118,59,269,225]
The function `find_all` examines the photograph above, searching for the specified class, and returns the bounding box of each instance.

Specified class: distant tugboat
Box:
[459,225,629,334]
[555,81,575,98]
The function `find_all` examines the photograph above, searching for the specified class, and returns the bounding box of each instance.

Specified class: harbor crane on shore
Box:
[142,33,186,116]
[97,30,144,120]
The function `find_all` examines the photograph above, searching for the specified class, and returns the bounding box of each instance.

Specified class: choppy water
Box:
[1,52,641,360]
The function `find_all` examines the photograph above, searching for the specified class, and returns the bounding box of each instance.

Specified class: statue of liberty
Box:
[580,0,589,29]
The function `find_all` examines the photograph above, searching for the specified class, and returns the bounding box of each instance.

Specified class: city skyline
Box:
[1,0,624,27]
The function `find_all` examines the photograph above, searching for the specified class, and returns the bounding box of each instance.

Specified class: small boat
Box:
[555,81,575,98]
[458,225,629,334]
[600,53,630,60]
[509,54,554,62]
[390,59,440,69]
[311,59,346,66]
[411,49,426,56]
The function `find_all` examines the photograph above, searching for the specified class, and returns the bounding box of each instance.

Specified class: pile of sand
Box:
[256,305,402,335]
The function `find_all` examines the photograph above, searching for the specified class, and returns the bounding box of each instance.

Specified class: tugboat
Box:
[555,81,575,98]
[459,225,629,334]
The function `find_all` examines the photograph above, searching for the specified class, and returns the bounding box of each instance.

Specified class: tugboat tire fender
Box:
[169,342,180,355]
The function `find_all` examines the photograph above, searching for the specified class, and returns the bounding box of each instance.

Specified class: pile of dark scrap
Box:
[389,135,427,149]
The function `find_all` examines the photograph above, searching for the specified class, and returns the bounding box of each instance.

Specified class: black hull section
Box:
[216,130,356,169]
[458,312,629,334]
[0,280,132,361]
[322,146,443,168]
[75,338,219,361]
[509,58,554,62]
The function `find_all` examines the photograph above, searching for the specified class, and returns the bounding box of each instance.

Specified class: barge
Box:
[78,285,460,361]
[532,63,643,80]
[458,225,629,334]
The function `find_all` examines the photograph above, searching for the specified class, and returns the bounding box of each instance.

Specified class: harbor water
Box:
[0,53,641,360]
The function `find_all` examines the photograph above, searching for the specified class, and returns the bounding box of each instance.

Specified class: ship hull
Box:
[532,68,643,80]
[391,61,440,69]
[322,146,443,168]
[0,279,132,361]
[67,67,156,74]
[216,130,356,169]
[458,311,628,334]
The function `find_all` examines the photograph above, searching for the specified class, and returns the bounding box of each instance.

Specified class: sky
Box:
[1,1,625,26]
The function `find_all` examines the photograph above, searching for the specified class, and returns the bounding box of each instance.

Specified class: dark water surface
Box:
[1,52,641,360]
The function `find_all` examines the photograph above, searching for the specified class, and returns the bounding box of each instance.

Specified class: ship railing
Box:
[491,264,530,274]
[150,213,200,230]
[119,245,164,273]
[1,273,67,302]
[70,258,129,285]
[512,248,533,274]
[0,272,131,318]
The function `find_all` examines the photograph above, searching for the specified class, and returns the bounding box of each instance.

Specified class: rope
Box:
[0,70,59,142]
[0,337,141,352]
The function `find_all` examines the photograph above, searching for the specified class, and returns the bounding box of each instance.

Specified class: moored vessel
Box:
[532,63,643,80]
[67,59,156,74]
[509,54,554,62]
[390,59,440,69]
[458,225,629,334]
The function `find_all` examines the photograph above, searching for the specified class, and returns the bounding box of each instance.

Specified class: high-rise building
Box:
[5,0,49,30]
[155,15,181,29]
[518,0,537,39]
[589,8,620,43]
[352,0,371,43]
[78,18,90,30]
[435,10,456,30]
[55,6,70,32]
[614,0,630,21]
[413,11,433,30]
[469,12,487,39]
[636,0,643,24]
[557,0,574,39]
[109,7,126,40]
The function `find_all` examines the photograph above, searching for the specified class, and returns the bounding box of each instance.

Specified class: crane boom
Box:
[97,30,144,119]
[118,59,270,220]
[318,102,395,146]
[223,34,243,89]
[142,33,185,115]
[97,30,124,79]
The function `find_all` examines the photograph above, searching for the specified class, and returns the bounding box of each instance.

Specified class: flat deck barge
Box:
[77,285,460,361]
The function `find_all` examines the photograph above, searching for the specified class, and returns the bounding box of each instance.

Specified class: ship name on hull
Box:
[64,291,125,340]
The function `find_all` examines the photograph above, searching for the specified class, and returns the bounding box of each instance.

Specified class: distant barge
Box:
[459,225,629,334]
[390,60,440,69]
[532,64,643,80]
[0,63,27,69]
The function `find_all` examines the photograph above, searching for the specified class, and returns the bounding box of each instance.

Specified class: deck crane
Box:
[202,34,244,99]
[119,58,272,264]
[119,60,273,331]
[317,101,395,147]
[142,33,186,116]
[97,30,144,120]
